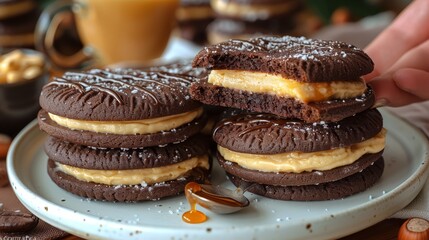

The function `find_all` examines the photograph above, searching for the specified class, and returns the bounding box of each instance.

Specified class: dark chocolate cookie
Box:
[190,81,375,122]
[38,110,207,148]
[213,108,383,154]
[218,151,383,186]
[228,158,384,201]
[193,36,373,82]
[44,134,209,170]
[47,159,210,202]
[40,68,201,121]
[0,211,39,233]
[142,59,208,78]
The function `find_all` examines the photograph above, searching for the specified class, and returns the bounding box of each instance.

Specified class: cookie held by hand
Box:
[190,36,375,122]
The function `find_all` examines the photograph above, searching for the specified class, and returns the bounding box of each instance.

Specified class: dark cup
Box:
[0,49,48,137]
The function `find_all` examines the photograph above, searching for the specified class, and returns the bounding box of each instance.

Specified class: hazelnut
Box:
[398,217,429,240]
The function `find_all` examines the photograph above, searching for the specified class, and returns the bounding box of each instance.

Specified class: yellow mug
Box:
[36,0,179,69]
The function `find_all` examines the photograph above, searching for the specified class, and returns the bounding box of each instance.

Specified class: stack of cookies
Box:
[207,0,303,44]
[38,68,211,202]
[0,0,39,49]
[176,0,214,45]
[190,36,386,201]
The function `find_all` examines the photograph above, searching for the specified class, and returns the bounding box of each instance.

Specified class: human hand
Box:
[364,0,429,107]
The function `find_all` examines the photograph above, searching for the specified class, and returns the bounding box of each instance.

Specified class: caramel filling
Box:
[218,129,386,173]
[176,5,214,21]
[48,107,203,135]
[212,0,297,20]
[208,70,366,103]
[56,156,210,185]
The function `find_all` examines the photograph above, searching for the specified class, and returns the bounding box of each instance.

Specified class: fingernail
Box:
[372,98,387,108]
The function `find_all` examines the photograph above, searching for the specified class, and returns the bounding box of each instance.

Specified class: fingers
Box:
[368,74,423,107]
[387,40,429,72]
[367,40,429,107]
[365,0,429,79]
[394,68,429,100]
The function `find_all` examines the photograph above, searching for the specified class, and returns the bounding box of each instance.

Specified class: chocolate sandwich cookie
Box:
[213,109,386,200]
[45,135,211,201]
[211,0,300,21]
[190,36,375,122]
[144,59,208,78]
[218,151,383,187]
[144,60,225,136]
[0,0,35,20]
[207,17,295,44]
[38,68,207,148]
[213,109,383,154]
[48,160,210,202]
[177,0,214,44]
[228,158,384,201]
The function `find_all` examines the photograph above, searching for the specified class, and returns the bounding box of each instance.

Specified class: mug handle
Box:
[35,0,92,70]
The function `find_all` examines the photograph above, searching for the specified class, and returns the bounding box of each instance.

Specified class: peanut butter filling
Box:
[218,129,386,173]
[48,107,203,135]
[208,70,367,103]
[55,156,210,185]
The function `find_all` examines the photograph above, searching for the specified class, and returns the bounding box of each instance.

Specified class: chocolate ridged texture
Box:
[190,82,375,122]
[193,36,374,82]
[38,110,207,148]
[40,68,202,121]
[218,151,383,186]
[142,59,208,79]
[45,135,209,170]
[213,108,383,154]
[227,158,384,201]
[47,159,210,202]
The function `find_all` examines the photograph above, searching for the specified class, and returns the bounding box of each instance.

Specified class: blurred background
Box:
[1,0,412,59]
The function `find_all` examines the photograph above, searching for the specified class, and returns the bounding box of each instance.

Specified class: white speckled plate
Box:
[7,109,429,240]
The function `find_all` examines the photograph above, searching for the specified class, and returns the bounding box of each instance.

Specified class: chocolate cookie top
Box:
[40,68,202,121]
[44,135,209,170]
[143,59,208,78]
[193,36,374,82]
[213,108,383,154]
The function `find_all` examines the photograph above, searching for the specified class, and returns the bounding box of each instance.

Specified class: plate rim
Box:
[7,109,429,240]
